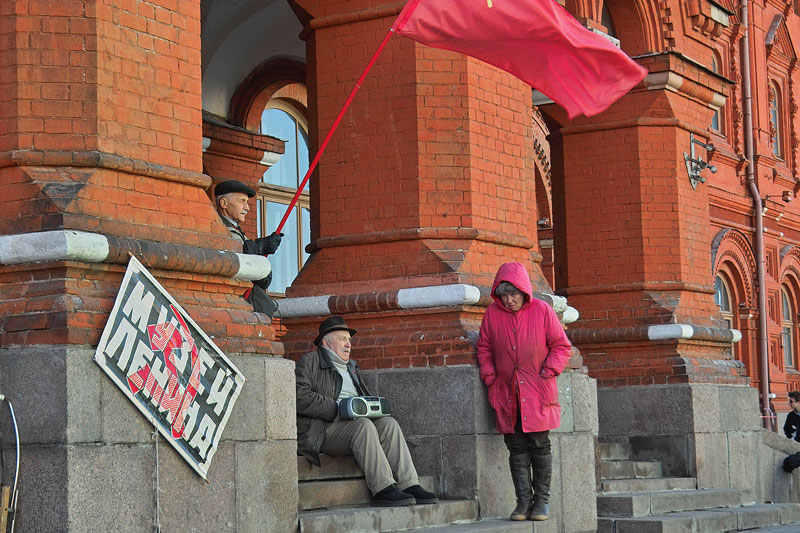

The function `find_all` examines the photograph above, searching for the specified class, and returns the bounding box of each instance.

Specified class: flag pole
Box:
[274,27,397,234]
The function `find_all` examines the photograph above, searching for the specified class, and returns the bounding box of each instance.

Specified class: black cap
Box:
[214,180,256,198]
[314,316,357,346]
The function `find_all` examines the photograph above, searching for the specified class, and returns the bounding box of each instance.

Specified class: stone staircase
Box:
[297,455,556,532]
[596,437,800,532]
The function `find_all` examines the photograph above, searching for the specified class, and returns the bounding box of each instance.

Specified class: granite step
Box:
[596,502,800,533]
[600,459,663,479]
[597,441,632,461]
[300,475,436,511]
[600,476,697,494]
[412,517,557,532]
[299,477,371,511]
[298,499,479,533]
[298,455,363,481]
[597,488,745,517]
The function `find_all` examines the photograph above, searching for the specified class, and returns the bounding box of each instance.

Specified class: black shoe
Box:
[402,484,438,504]
[371,484,415,507]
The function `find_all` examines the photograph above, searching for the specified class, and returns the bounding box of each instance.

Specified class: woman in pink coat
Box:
[476,262,572,521]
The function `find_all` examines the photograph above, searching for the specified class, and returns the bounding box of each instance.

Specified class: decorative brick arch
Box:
[711,228,756,309]
[780,246,800,377]
[780,246,800,289]
[604,0,667,55]
[229,58,307,130]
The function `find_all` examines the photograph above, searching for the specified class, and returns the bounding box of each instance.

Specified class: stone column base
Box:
[597,383,800,504]
[0,346,298,532]
[362,365,598,533]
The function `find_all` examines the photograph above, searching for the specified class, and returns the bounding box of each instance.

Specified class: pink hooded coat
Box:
[476,262,572,434]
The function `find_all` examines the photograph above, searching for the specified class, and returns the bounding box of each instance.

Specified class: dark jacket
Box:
[296,346,370,466]
[785,410,800,442]
[221,217,278,317]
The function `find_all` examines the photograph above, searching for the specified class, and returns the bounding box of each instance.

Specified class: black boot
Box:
[508,453,533,521]
[530,452,552,521]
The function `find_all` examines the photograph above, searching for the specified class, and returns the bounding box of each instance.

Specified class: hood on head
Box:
[491,262,533,307]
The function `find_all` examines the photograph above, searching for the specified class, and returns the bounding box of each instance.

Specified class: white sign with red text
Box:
[94,256,245,479]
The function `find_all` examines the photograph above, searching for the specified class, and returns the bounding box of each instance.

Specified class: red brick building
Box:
[3,0,800,530]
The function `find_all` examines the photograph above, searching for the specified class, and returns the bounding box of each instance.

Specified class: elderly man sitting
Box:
[296,316,438,507]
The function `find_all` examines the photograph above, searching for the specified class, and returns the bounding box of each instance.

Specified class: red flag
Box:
[393,0,647,119]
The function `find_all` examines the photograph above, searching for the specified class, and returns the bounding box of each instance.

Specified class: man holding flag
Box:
[214,179,283,318]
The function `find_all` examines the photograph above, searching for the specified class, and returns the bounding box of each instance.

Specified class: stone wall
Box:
[0,345,298,532]
[598,383,800,505]
[363,366,599,533]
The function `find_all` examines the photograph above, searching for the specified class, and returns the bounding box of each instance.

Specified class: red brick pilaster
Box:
[548,53,742,386]
[202,116,285,238]
[0,1,280,353]
[282,1,553,361]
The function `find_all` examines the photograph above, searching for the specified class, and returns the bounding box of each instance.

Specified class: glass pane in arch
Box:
[299,126,309,192]
[261,108,301,188]
[301,207,310,262]
[782,286,796,368]
[770,85,782,158]
[710,54,721,132]
[715,275,732,312]
[266,201,299,293]
[783,288,793,321]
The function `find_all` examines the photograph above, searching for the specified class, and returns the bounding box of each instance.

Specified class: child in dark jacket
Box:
[784,391,800,442]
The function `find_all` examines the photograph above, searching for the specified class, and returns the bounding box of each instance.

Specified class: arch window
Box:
[710,52,724,134]
[782,286,797,369]
[769,83,783,159]
[715,274,738,359]
[715,275,733,327]
[256,101,310,294]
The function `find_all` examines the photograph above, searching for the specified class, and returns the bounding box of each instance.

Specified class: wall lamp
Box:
[684,133,717,189]
[762,191,793,215]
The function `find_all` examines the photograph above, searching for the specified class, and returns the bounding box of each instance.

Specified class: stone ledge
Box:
[0,149,210,187]
[568,323,741,344]
[279,285,579,324]
[0,230,269,281]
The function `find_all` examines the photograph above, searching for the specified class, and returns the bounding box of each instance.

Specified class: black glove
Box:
[256,232,283,255]
[243,233,283,256]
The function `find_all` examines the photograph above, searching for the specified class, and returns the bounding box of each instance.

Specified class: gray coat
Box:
[295,346,371,466]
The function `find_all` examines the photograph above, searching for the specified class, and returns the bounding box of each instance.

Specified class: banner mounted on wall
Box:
[94,255,245,479]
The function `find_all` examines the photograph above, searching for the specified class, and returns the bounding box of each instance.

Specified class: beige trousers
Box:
[321,416,420,494]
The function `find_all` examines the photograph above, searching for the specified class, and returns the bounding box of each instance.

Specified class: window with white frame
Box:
[715,275,733,328]
[715,274,738,359]
[782,286,796,368]
[257,102,310,294]
[711,52,724,134]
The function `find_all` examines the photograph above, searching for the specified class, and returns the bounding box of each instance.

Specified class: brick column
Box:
[549,53,744,386]
[0,2,294,530]
[0,0,284,358]
[284,1,553,363]
[280,3,591,517]
[201,116,285,238]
